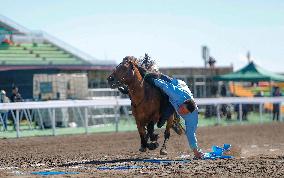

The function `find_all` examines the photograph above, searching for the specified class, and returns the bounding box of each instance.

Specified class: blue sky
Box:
[0,0,283,72]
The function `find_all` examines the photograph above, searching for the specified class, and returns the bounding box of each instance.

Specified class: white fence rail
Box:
[0,97,283,138]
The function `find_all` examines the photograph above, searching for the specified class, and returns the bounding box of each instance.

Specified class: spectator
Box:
[10,86,23,102]
[255,91,264,97]
[234,103,249,121]
[272,87,282,121]
[9,86,23,130]
[219,83,232,119]
[0,90,9,131]
[220,83,227,97]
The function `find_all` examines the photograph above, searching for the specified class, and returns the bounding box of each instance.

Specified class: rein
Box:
[130,64,145,108]
[113,60,146,108]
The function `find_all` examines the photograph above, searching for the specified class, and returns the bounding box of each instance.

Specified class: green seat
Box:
[45,57,78,61]
[0,59,50,65]
[0,53,36,57]
[32,50,65,54]
[0,42,88,66]
[20,43,52,47]
[0,50,31,54]
[40,53,71,58]
[25,46,58,51]
[0,46,24,50]
[0,57,42,61]
[50,60,85,65]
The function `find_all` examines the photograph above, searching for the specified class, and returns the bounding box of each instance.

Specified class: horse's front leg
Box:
[160,116,173,155]
[146,121,159,150]
[147,121,159,141]
[137,122,148,152]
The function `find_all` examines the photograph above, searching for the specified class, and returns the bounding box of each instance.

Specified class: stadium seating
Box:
[0,42,87,65]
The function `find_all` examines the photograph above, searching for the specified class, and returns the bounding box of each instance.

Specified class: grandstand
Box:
[0,42,88,66]
[0,15,115,99]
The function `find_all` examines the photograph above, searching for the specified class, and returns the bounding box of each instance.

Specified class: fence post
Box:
[239,104,242,123]
[279,103,282,122]
[216,104,221,125]
[115,97,119,132]
[84,107,88,134]
[259,103,263,123]
[0,114,4,131]
[52,108,56,136]
[16,110,20,138]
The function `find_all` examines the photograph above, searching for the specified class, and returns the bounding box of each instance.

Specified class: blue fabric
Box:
[154,78,193,111]
[183,110,198,149]
[203,144,234,160]
[31,171,79,175]
[160,74,173,83]
[153,78,197,149]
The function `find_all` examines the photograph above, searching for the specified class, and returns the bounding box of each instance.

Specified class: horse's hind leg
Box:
[160,116,173,155]
[146,121,159,150]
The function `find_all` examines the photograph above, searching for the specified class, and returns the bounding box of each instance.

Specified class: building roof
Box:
[0,15,30,34]
[214,62,284,82]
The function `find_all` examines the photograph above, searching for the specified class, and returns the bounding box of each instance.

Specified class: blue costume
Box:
[154,78,198,149]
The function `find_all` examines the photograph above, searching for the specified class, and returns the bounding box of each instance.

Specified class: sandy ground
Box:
[0,122,284,177]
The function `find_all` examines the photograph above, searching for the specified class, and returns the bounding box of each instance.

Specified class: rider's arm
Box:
[183,110,198,150]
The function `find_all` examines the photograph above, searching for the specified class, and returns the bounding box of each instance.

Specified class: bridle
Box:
[112,60,145,108]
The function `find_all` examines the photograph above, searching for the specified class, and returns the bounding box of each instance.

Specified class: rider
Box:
[151,76,204,159]
[116,54,203,158]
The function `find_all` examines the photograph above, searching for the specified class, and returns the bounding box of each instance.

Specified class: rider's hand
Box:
[193,148,204,159]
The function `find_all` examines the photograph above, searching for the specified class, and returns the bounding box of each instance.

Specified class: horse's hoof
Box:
[147,142,159,150]
[160,148,168,155]
[139,147,147,152]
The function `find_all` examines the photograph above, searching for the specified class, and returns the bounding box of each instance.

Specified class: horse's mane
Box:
[123,54,160,78]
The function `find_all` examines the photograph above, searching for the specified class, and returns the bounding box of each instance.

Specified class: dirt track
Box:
[0,123,284,177]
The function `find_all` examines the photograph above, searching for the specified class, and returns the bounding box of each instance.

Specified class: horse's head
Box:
[107,56,139,89]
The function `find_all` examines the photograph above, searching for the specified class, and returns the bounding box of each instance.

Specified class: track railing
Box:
[0,97,283,138]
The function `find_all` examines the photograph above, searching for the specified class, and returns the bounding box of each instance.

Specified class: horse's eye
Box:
[108,76,114,81]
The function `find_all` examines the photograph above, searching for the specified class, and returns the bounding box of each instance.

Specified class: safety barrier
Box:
[0,97,283,138]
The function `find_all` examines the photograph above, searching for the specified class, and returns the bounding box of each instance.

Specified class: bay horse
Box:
[107,56,180,155]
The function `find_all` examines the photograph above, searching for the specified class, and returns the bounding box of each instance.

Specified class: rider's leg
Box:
[157,102,175,128]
